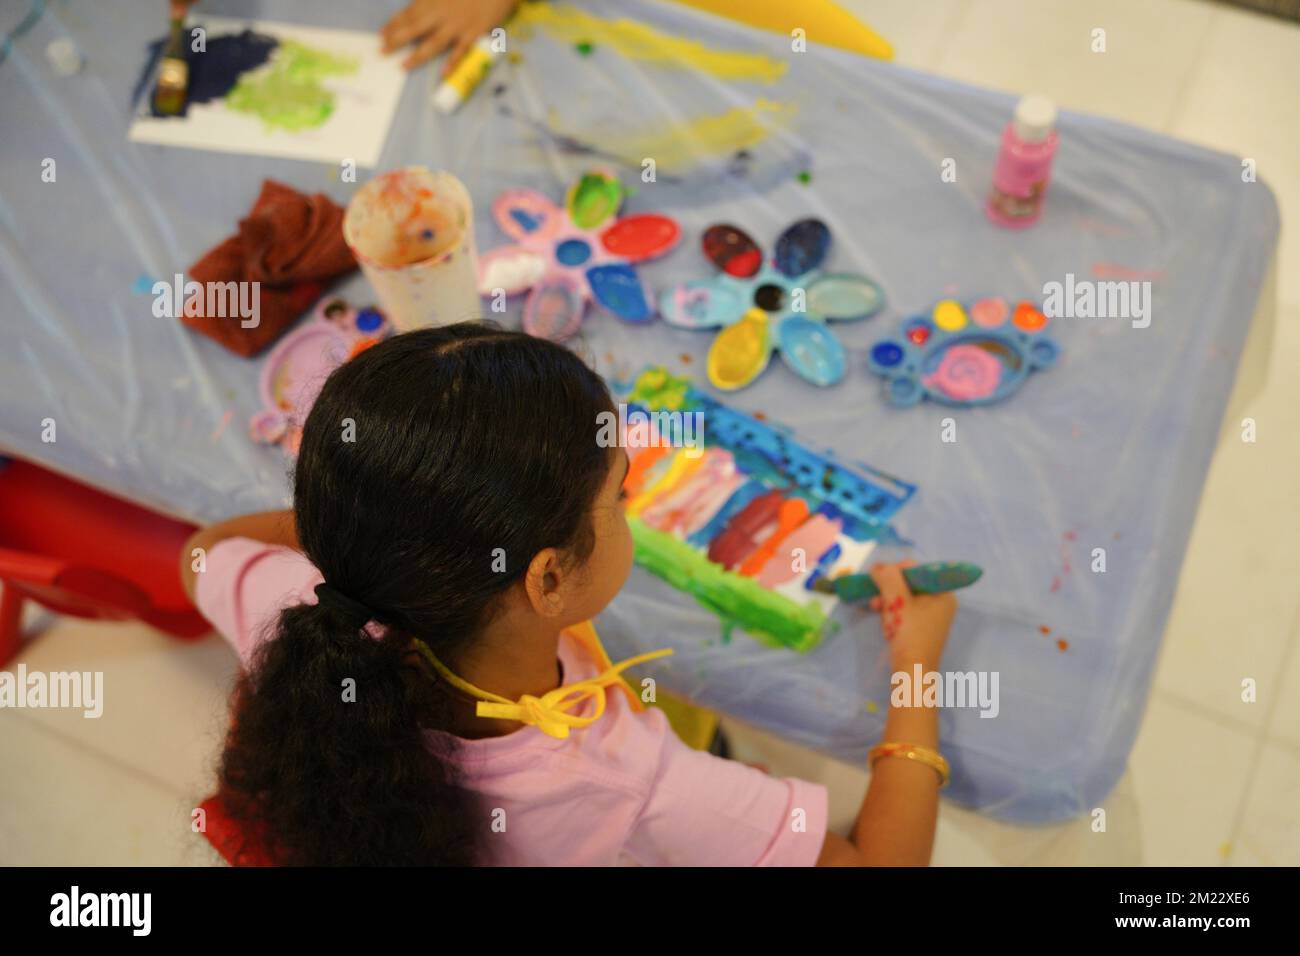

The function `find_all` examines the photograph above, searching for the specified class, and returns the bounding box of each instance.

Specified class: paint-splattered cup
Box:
[343,167,481,331]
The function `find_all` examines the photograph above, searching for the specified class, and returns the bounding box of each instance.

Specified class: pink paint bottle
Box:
[987,94,1058,228]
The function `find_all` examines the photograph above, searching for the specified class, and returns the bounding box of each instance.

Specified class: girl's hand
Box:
[381,0,520,74]
[867,561,956,671]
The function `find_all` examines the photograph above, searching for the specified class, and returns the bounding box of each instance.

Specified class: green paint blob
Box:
[575,39,595,56]
[567,172,624,229]
[630,516,827,653]
[225,40,359,132]
[628,366,693,411]
[797,170,812,184]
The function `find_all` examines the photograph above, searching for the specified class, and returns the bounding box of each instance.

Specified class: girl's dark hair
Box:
[216,323,615,865]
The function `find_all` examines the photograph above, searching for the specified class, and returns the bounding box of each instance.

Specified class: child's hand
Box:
[867,561,956,671]
[381,0,520,74]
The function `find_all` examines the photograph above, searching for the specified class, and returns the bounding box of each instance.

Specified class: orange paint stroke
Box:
[626,449,704,517]
[622,443,669,496]
[738,497,810,577]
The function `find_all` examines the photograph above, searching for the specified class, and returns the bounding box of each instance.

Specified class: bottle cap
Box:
[1013,94,1057,143]
[432,81,462,114]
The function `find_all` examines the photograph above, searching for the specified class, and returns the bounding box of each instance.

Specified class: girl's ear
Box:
[523,547,566,618]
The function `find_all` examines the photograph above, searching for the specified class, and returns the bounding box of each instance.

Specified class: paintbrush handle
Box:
[818,561,983,601]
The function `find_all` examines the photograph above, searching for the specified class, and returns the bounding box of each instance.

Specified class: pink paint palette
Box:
[248,297,393,454]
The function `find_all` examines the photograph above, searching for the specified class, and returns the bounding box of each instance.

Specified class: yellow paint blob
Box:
[933,299,968,331]
[664,0,893,61]
[514,2,788,83]
[708,309,770,390]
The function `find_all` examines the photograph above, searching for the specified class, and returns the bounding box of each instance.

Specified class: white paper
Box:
[128,18,407,168]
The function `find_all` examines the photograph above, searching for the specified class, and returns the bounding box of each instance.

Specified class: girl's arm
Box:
[816,562,955,866]
[178,509,299,602]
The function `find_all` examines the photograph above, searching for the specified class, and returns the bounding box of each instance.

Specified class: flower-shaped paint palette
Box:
[476,169,681,341]
[249,297,393,455]
[659,219,884,390]
[867,298,1058,407]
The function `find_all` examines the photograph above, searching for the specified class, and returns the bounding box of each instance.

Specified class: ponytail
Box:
[218,600,480,865]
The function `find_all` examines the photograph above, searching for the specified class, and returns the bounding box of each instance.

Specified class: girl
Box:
[180,323,955,866]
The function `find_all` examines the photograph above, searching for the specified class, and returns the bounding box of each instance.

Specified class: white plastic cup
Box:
[343,167,481,331]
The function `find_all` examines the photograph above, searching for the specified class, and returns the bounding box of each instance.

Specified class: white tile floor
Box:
[2,0,1297,866]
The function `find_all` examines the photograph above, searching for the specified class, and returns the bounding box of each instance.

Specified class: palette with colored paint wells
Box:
[868,298,1058,407]
[476,169,681,341]
[660,219,885,390]
[249,297,393,455]
[621,367,916,653]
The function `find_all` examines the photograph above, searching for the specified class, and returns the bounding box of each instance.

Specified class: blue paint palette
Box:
[868,297,1059,407]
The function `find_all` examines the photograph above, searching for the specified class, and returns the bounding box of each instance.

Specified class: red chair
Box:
[198,793,277,866]
[0,457,209,666]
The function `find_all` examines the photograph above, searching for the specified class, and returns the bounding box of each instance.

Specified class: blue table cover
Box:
[0,0,1279,822]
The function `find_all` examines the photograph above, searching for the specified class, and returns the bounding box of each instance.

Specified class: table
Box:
[0,0,1279,823]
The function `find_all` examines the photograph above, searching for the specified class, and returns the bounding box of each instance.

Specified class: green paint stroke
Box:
[226,40,359,132]
[630,516,827,653]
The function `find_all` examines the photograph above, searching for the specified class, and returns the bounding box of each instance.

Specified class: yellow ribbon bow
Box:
[413,624,674,740]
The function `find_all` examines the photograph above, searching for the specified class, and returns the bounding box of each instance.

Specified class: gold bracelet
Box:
[868,742,950,787]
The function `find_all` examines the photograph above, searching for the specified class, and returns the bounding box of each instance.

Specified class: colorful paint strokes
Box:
[477,170,680,341]
[868,298,1059,406]
[128,18,406,167]
[622,367,915,652]
[660,220,885,390]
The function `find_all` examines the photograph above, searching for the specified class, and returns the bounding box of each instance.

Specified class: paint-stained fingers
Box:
[868,562,911,609]
[404,26,455,70]
[442,34,476,78]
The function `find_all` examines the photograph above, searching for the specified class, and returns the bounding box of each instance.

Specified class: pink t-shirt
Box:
[196,537,828,866]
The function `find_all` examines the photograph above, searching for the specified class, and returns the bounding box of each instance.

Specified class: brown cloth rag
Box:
[181,179,357,357]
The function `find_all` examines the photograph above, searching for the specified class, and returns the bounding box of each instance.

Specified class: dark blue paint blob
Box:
[774,218,831,279]
[355,308,384,333]
[555,237,592,266]
[871,342,904,367]
[134,28,279,118]
[509,208,543,233]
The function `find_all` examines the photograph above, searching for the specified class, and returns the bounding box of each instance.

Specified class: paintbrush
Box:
[811,561,983,602]
[152,6,190,116]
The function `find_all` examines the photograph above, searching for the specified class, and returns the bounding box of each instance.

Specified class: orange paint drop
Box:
[753,411,767,420]
[680,353,693,364]
[1012,300,1049,332]
[1038,624,1051,635]
[1056,639,1069,652]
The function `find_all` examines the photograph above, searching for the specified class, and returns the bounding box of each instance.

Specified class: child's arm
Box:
[816,561,955,866]
[178,509,299,603]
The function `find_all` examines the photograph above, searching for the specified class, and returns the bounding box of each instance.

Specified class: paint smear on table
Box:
[549,99,796,173]
[514,2,788,83]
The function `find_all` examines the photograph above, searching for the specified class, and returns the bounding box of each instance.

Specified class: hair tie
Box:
[313,582,378,628]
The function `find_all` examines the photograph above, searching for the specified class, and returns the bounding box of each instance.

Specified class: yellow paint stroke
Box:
[665,0,893,61]
[626,449,705,517]
[551,99,797,173]
[514,2,787,83]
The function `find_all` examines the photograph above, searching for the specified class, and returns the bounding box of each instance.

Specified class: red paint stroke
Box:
[739,498,810,577]
[1050,576,1061,593]
[707,489,785,570]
